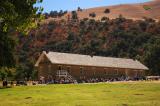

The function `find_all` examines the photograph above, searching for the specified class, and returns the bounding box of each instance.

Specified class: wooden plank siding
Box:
[37,63,144,81]
[35,52,146,81]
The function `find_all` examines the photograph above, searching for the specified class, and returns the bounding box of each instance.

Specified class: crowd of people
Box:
[0,76,155,87]
[78,76,145,83]
[42,76,145,84]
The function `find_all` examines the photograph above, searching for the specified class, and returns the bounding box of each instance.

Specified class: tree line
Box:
[0,1,159,81]
[11,16,160,81]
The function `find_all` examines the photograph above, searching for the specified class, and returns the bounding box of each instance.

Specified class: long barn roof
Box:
[35,51,148,70]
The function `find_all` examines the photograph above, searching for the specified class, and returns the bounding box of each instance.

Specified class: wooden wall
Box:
[37,62,145,81]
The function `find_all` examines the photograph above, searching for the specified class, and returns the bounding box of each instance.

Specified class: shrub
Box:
[77,7,83,11]
[101,17,109,21]
[104,8,110,14]
[143,5,152,10]
[89,12,96,18]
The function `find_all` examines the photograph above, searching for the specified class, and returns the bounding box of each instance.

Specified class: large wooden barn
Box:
[35,51,148,83]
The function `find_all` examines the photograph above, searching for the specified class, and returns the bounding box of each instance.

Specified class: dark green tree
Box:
[71,11,78,20]
[0,0,43,80]
[89,12,96,18]
[104,8,110,14]
[144,39,160,75]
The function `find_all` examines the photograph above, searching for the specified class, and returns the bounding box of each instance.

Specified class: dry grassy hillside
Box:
[62,0,160,20]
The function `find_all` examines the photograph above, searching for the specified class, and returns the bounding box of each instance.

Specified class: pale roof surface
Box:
[35,51,148,70]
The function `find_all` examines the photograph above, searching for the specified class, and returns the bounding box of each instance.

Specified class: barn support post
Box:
[125,70,128,77]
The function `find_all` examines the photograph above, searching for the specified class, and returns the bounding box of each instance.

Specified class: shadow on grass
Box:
[134,93,144,96]
[0,86,12,89]
[25,97,32,99]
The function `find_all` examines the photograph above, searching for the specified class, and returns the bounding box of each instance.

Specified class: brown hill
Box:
[62,0,160,20]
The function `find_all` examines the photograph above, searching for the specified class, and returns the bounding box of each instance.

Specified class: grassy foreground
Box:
[0,81,160,106]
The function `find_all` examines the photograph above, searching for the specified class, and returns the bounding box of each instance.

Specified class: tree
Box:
[50,11,58,18]
[77,7,82,11]
[0,0,43,80]
[104,8,110,14]
[89,12,96,18]
[0,0,43,66]
[44,12,49,19]
[101,17,109,21]
[0,0,43,33]
[143,5,152,10]
[0,67,15,81]
[144,40,160,75]
[139,21,148,31]
[71,11,78,20]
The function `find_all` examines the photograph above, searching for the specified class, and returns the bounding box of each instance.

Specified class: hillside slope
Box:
[64,0,160,20]
[17,16,160,76]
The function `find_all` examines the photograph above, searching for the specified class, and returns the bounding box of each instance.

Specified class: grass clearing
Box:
[0,81,160,106]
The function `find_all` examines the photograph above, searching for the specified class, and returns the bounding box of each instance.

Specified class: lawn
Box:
[0,81,160,106]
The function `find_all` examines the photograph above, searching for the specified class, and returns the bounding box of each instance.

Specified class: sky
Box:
[36,0,151,13]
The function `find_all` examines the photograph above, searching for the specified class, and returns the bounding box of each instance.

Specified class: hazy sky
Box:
[36,0,151,12]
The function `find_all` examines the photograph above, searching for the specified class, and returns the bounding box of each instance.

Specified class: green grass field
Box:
[0,81,160,106]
